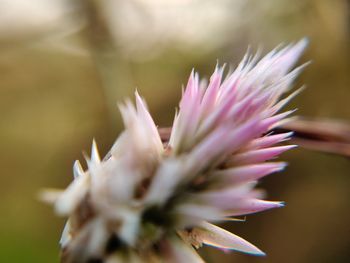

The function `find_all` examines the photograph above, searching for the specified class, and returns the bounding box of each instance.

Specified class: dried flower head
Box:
[43,39,307,263]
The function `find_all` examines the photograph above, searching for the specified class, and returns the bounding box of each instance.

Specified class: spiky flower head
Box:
[43,40,307,263]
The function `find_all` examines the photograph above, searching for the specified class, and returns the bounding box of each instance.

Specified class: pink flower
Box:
[43,39,307,262]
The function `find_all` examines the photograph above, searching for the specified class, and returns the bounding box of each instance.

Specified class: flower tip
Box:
[299,37,310,47]
[91,139,101,163]
[227,247,266,257]
[285,131,295,138]
[228,243,266,257]
[73,160,84,179]
[215,59,220,69]
[190,68,195,77]
[135,90,147,110]
[134,89,143,102]
[134,89,141,100]
[229,243,266,257]
[291,38,309,57]
[275,162,288,172]
[253,250,267,257]
[214,61,225,71]
[37,189,62,204]
[278,201,286,207]
[289,144,298,150]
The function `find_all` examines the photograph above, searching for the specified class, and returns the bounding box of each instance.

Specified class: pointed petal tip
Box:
[273,162,288,173]
[280,161,289,167]
[288,38,309,56]
[299,37,310,48]
[73,160,84,179]
[285,131,294,138]
[288,144,298,150]
[257,200,285,209]
[276,144,298,152]
[134,89,143,103]
[198,223,266,257]
[214,61,226,72]
[278,201,286,207]
[190,68,195,77]
[218,246,266,257]
[215,60,220,69]
[73,159,80,167]
[91,139,101,163]
[256,251,267,257]
[216,240,266,256]
[242,249,266,257]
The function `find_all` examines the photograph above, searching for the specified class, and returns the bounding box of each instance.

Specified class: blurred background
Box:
[0,0,349,262]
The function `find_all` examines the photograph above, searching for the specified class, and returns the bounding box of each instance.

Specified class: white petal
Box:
[59,220,71,247]
[175,204,223,227]
[144,158,184,205]
[73,160,84,179]
[166,237,205,263]
[86,217,109,256]
[38,188,63,204]
[55,173,89,215]
[119,210,140,245]
[135,90,163,153]
[91,139,101,164]
[194,222,265,256]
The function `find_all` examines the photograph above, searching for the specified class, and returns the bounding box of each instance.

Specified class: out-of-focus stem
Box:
[80,0,133,129]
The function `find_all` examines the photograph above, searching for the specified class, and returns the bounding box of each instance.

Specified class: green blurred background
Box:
[0,0,349,262]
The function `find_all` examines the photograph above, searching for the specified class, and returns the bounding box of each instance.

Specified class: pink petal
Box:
[170,71,202,152]
[200,65,224,116]
[269,87,304,115]
[260,110,296,131]
[225,199,284,216]
[180,70,198,110]
[232,145,297,164]
[213,162,287,183]
[196,91,237,138]
[225,88,263,123]
[196,182,256,210]
[247,132,293,150]
[190,117,264,171]
[273,38,308,76]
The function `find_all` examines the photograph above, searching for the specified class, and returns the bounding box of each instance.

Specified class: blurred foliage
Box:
[0,0,349,262]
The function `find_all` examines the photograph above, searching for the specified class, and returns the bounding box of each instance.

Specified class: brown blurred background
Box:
[0,0,349,262]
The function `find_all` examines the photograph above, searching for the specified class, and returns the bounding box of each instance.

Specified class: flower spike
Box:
[44,40,307,263]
